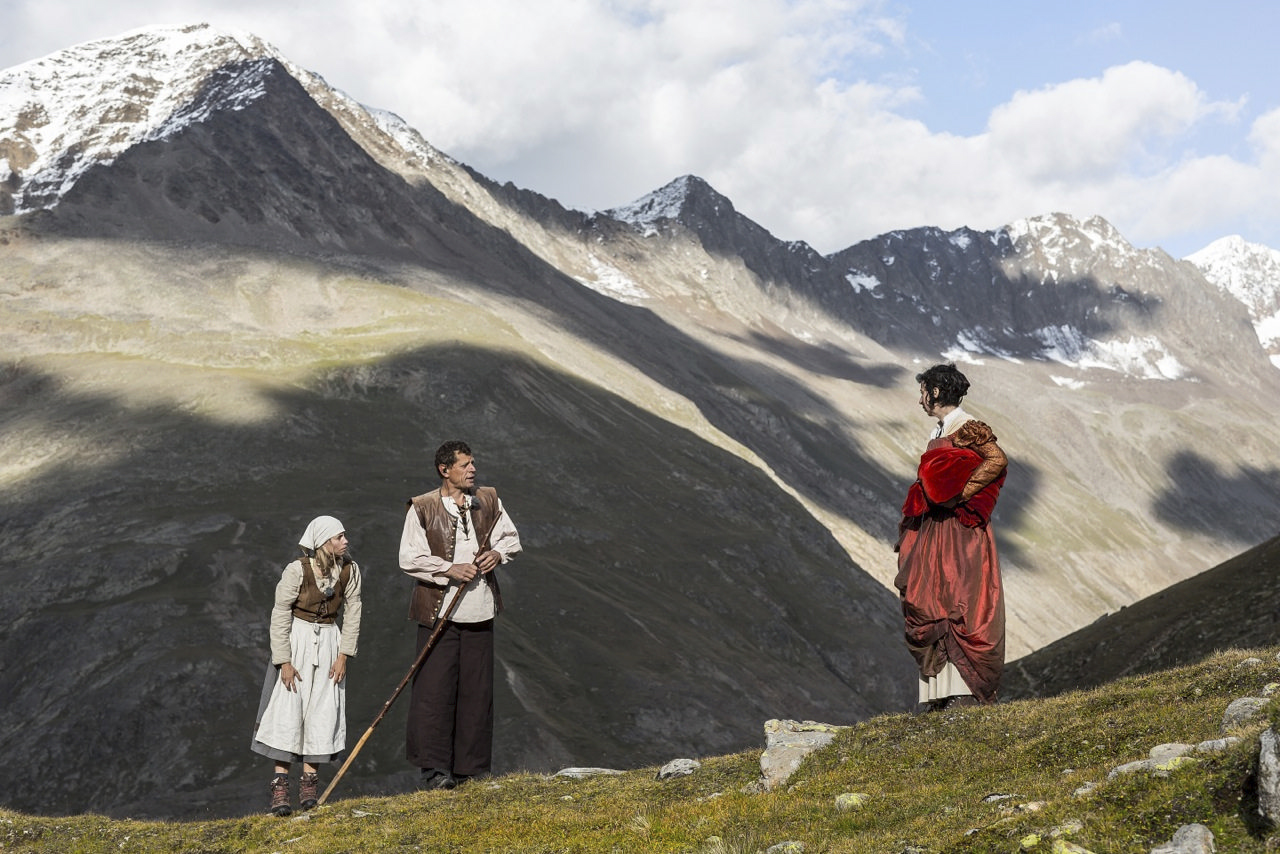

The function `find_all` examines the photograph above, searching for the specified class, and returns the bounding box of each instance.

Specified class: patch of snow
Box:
[949,233,971,251]
[952,327,1016,359]
[949,322,1187,379]
[1258,311,1280,347]
[1031,324,1187,379]
[844,271,880,295]
[1050,375,1086,389]
[573,256,648,305]
[607,175,693,230]
[939,347,986,366]
[367,108,449,169]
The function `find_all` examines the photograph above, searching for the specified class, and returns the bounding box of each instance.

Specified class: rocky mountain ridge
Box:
[2,23,1280,820]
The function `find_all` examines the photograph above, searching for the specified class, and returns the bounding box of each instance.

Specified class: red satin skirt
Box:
[894,508,1005,703]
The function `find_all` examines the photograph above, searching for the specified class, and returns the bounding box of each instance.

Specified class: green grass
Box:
[5,647,1280,853]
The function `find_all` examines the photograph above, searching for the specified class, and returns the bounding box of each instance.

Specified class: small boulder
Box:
[1149,822,1214,854]
[1257,728,1280,823]
[656,758,700,780]
[1222,697,1269,732]
[835,792,869,810]
[1108,758,1156,779]
[1194,736,1239,753]
[759,719,846,791]
[1148,743,1193,762]
[553,767,624,779]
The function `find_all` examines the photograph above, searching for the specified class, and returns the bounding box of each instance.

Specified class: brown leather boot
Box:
[269,774,292,816]
[299,772,320,810]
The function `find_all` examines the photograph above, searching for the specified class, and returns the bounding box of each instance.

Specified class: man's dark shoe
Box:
[268,774,292,816]
[419,769,456,791]
[299,772,320,810]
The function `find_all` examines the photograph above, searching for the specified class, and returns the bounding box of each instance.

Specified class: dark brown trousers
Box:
[406,619,495,777]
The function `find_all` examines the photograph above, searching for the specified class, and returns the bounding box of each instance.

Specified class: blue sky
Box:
[3,0,1278,257]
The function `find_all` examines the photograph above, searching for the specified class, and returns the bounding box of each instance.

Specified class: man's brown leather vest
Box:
[406,486,503,625]
[292,555,353,624]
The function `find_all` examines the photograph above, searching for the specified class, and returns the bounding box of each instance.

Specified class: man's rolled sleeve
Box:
[399,507,451,585]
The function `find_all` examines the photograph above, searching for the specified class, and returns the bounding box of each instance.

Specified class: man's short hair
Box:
[435,440,472,476]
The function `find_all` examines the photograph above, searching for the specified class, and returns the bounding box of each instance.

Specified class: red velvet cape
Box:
[900,444,1004,528]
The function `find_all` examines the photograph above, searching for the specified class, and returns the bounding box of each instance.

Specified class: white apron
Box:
[252,617,346,761]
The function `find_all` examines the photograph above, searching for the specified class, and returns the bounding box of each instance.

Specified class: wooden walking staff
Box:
[318,510,502,806]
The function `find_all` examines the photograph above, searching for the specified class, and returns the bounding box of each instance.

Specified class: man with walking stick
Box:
[399,440,521,791]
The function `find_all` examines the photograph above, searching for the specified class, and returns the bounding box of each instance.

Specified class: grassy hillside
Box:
[4,646,1279,853]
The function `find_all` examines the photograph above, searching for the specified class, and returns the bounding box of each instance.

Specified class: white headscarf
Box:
[299,515,345,552]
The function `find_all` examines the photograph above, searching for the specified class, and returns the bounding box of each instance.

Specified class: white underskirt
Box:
[918,660,974,703]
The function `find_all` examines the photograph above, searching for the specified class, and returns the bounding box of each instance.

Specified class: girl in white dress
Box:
[251,516,362,816]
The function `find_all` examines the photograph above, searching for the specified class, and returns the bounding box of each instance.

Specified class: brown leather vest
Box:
[292,555,352,624]
[406,486,504,624]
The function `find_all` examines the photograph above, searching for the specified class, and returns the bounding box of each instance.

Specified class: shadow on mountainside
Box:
[0,348,914,822]
[1152,450,1280,545]
[1003,533,1280,700]
[732,330,905,387]
[34,65,951,552]
[825,231,1174,359]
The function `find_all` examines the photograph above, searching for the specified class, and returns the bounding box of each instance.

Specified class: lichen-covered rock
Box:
[1153,756,1199,777]
[835,792,869,810]
[1049,841,1094,854]
[759,719,846,791]
[1148,743,1194,762]
[764,842,804,854]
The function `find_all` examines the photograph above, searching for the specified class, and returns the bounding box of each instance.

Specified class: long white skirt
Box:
[250,617,347,764]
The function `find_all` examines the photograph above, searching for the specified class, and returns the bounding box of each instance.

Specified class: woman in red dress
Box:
[894,364,1008,710]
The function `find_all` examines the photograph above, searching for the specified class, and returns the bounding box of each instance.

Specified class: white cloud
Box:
[986,62,1212,180]
[2,0,1279,256]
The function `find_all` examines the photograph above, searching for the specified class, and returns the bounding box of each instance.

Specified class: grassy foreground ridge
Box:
[4,647,1280,853]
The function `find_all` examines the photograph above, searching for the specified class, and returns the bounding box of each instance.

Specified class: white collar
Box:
[932,406,971,439]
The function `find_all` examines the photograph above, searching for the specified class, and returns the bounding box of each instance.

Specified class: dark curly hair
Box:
[434,440,472,478]
[915,363,970,408]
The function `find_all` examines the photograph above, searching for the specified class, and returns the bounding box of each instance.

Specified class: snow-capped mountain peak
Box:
[0,23,339,213]
[606,174,731,233]
[1187,235,1280,364]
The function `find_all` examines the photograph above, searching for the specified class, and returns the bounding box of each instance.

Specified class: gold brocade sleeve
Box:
[952,420,1007,501]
